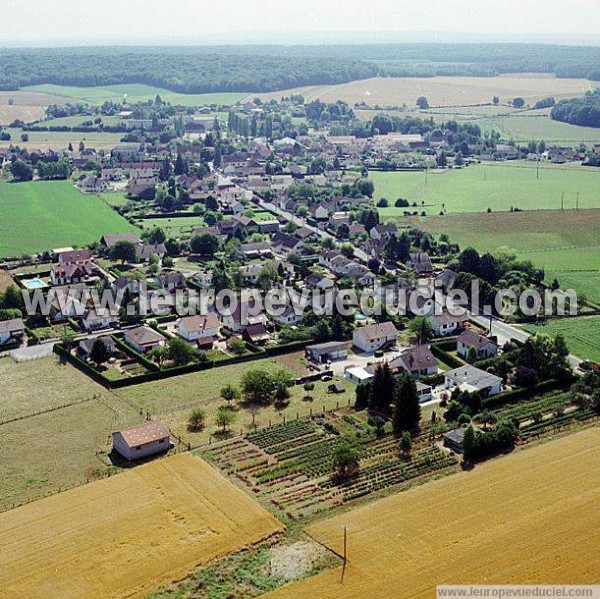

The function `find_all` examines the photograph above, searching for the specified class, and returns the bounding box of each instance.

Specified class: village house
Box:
[390,345,438,377]
[81,308,119,332]
[51,262,100,286]
[457,329,498,360]
[78,176,109,193]
[0,318,25,345]
[58,249,92,265]
[370,224,398,241]
[177,313,220,348]
[409,252,434,277]
[112,420,170,461]
[308,203,330,220]
[444,365,502,397]
[124,325,166,353]
[353,321,398,353]
[428,310,468,337]
[77,336,116,360]
[100,232,141,250]
[271,305,303,326]
[221,300,269,333]
[137,243,167,263]
[158,272,187,292]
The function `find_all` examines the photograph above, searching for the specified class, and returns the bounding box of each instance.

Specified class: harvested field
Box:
[0,453,284,599]
[0,269,16,294]
[0,90,75,126]
[301,75,594,108]
[268,427,600,598]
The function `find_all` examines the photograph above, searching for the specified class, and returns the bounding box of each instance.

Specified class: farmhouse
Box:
[58,249,92,265]
[178,314,219,347]
[457,329,498,360]
[124,325,166,353]
[0,318,25,345]
[111,420,171,461]
[353,322,398,353]
[306,341,349,364]
[444,365,502,397]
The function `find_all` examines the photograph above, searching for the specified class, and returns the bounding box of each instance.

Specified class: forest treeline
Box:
[0,44,599,93]
[551,89,600,128]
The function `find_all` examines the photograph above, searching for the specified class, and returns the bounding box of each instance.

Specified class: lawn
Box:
[522,316,600,362]
[116,357,353,444]
[372,161,600,213]
[0,180,138,258]
[135,215,206,238]
[1,127,124,149]
[271,428,600,598]
[25,83,249,107]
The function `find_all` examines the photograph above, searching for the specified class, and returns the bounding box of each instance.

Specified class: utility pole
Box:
[536,160,540,180]
[561,191,564,211]
[576,191,580,210]
[340,525,349,583]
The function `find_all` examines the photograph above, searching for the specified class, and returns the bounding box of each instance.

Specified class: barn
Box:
[112,420,171,461]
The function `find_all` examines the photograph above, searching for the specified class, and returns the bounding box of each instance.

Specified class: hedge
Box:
[430,343,464,369]
[53,336,313,389]
[482,378,576,410]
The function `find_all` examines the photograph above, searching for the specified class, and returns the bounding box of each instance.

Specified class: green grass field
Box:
[0,180,138,258]
[411,209,600,304]
[24,84,249,107]
[372,162,600,214]
[135,216,206,238]
[522,316,600,362]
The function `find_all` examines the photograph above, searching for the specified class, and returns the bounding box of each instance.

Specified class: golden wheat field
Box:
[256,75,594,108]
[268,427,600,598]
[0,453,284,599]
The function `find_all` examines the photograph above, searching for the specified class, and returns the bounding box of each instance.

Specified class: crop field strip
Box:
[0,453,284,599]
[202,414,459,520]
[266,427,600,598]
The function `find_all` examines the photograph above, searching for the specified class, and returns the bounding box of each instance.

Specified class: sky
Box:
[2,0,600,46]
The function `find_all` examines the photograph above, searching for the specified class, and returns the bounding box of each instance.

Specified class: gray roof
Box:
[445,365,502,390]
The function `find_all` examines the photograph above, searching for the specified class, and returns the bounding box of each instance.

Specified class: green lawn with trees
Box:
[0,180,138,258]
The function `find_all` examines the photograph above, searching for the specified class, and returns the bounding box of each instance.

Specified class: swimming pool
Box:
[22,277,47,290]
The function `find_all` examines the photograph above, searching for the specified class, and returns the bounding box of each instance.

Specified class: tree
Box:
[9,160,34,181]
[20,133,29,142]
[215,406,237,432]
[108,240,137,264]
[166,338,198,367]
[331,442,359,480]
[240,369,291,404]
[89,338,110,367]
[399,431,412,458]
[416,96,430,109]
[221,383,241,406]
[59,326,76,351]
[408,317,432,344]
[355,381,371,410]
[393,374,421,435]
[369,362,395,414]
[492,96,500,106]
[188,407,206,431]
[190,233,220,256]
[512,97,525,108]
[229,337,247,356]
[473,411,497,431]
[436,150,447,168]
[303,382,315,401]
[462,425,476,460]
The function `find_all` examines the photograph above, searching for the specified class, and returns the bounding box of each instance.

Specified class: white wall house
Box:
[112,420,170,461]
[353,322,398,353]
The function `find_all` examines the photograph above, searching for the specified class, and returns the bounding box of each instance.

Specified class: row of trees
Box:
[551,89,600,128]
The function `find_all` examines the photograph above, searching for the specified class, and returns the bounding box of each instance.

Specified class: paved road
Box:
[254,188,585,372]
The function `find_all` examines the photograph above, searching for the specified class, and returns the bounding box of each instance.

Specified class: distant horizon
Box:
[1,30,600,49]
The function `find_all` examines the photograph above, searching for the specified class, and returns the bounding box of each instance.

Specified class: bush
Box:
[188,408,206,431]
